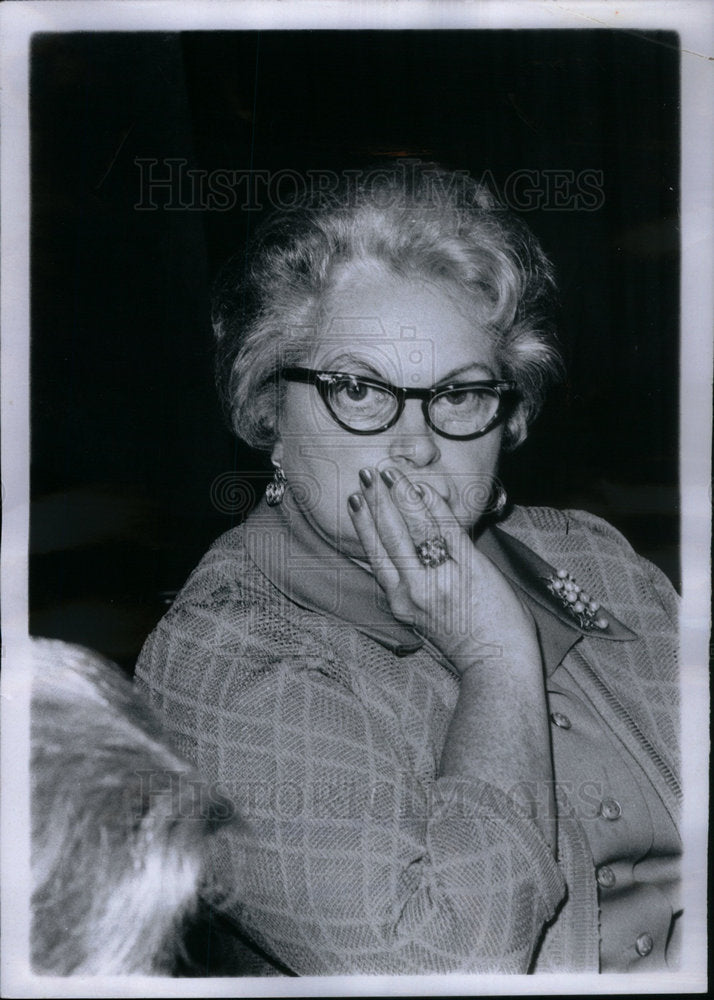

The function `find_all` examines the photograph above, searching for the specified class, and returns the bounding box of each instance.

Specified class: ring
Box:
[415,535,449,568]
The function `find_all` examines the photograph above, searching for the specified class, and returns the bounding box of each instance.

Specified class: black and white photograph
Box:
[1,1,710,995]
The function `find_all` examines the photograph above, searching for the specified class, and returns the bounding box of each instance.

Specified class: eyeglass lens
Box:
[326,375,502,435]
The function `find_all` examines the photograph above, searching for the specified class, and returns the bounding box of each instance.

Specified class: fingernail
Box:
[380,468,397,488]
[348,493,363,512]
[358,468,373,488]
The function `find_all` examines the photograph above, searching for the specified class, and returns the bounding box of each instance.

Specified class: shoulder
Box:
[148,525,306,649]
[135,526,365,701]
[134,532,451,778]
[499,505,679,624]
[501,504,636,553]
[177,525,266,598]
[159,524,305,631]
[500,504,649,572]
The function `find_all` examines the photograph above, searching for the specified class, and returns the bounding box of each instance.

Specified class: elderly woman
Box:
[135,164,680,976]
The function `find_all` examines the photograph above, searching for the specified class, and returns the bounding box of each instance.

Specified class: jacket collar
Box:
[476,525,637,673]
[243,497,424,655]
[242,497,637,674]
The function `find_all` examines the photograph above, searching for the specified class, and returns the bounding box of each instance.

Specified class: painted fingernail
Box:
[348,493,363,512]
[380,468,397,488]
[358,468,373,488]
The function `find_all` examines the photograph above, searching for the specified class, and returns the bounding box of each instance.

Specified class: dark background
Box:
[30,30,680,670]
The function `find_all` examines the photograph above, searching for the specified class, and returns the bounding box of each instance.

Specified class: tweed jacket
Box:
[135,503,680,975]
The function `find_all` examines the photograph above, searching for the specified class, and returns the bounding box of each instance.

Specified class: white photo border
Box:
[1,2,710,996]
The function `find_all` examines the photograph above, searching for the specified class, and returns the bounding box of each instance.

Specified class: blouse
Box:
[135,499,680,974]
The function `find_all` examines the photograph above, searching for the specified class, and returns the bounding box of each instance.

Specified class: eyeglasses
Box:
[281,367,517,440]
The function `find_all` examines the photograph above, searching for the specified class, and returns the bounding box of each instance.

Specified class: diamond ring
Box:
[415,535,449,568]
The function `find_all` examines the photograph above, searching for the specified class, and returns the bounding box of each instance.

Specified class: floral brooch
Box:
[545,569,610,631]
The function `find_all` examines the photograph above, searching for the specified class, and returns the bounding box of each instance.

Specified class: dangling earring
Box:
[491,482,508,517]
[265,463,287,506]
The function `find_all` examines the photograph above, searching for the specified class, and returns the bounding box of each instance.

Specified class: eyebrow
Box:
[322,353,385,378]
[323,353,497,383]
[438,360,498,382]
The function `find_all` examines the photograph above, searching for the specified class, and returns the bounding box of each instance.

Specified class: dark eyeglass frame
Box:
[281,366,518,440]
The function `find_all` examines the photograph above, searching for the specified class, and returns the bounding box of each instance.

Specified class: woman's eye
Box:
[432,388,494,421]
[442,390,470,406]
[343,380,370,401]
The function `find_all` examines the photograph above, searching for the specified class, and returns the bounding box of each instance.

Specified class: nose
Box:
[387,399,440,468]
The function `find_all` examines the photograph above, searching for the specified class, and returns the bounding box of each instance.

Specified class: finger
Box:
[411,481,471,563]
[348,486,422,626]
[378,467,441,544]
[358,467,432,570]
[346,490,400,594]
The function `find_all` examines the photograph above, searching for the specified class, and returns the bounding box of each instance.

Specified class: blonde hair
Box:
[30,639,236,975]
[213,163,562,451]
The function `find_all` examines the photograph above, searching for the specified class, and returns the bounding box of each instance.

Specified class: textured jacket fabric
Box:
[135,503,680,975]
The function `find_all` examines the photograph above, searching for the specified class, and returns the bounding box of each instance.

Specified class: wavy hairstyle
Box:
[213,163,562,451]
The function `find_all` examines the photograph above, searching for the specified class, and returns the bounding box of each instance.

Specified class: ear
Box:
[504,403,528,452]
[270,438,284,467]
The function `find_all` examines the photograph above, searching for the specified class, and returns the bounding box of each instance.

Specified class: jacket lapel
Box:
[476,525,637,675]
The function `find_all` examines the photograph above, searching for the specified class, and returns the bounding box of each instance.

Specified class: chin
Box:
[304,507,361,557]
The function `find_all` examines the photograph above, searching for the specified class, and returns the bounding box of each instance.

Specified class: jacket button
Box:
[596,865,616,888]
[550,711,572,729]
[636,932,654,957]
[599,797,622,820]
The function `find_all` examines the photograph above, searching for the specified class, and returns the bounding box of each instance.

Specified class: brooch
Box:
[545,569,609,631]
